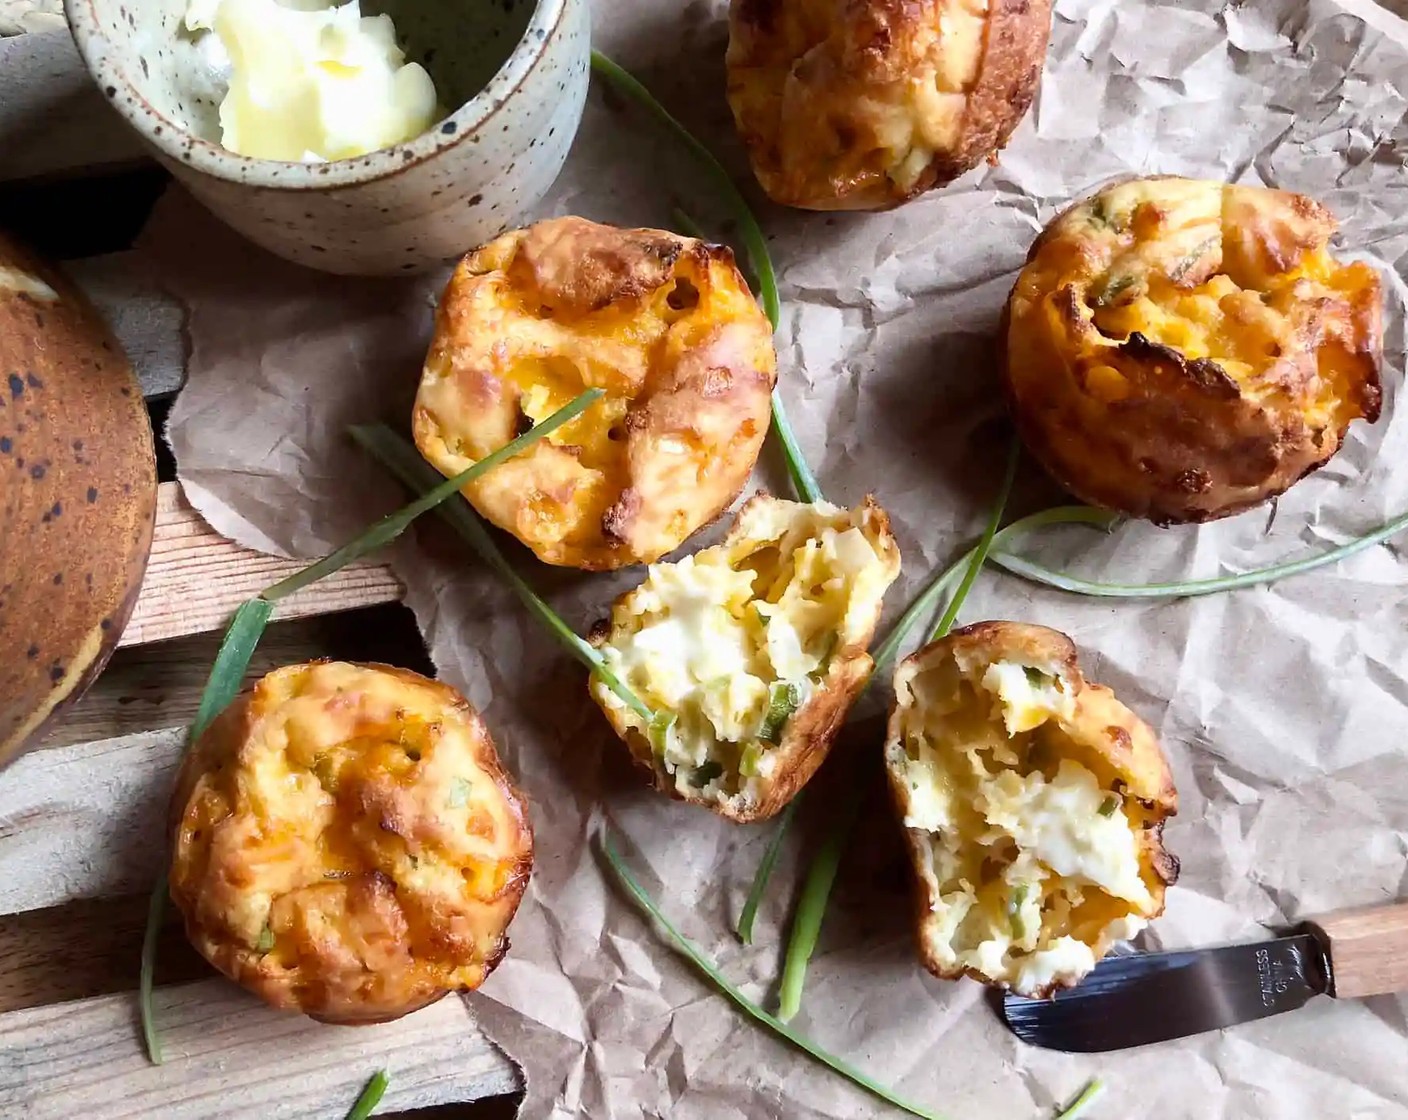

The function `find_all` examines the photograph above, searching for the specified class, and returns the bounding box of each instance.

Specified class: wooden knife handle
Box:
[1306,902,1408,999]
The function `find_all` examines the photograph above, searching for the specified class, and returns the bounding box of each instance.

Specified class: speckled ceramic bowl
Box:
[64,0,590,276]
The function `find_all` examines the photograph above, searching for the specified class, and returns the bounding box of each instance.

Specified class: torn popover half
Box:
[885,622,1178,998]
[168,662,532,1024]
[413,216,777,570]
[590,494,901,822]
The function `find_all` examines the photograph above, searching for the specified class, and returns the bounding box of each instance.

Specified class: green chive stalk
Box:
[351,425,654,723]
[345,1070,390,1120]
[602,830,948,1120]
[989,507,1408,599]
[735,797,800,944]
[1054,1079,1106,1119]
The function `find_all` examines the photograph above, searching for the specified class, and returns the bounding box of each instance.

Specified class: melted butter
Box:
[186,0,439,162]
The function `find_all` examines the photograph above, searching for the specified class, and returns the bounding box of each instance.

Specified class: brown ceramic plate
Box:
[0,232,157,769]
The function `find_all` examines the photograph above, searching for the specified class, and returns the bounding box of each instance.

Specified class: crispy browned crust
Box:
[168,662,533,1025]
[413,216,776,571]
[513,218,686,311]
[1002,177,1384,524]
[0,233,157,770]
[590,495,901,822]
[726,0,1054,210]
[885,621,1178,997]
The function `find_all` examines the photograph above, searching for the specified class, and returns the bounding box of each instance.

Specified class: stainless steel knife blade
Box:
[1000,932,1330,1052]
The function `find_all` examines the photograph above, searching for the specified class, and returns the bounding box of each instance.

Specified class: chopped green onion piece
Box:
[589,50,823,506]
[739,739,765,779]
[1098,795,1120,817]
[1088,197,1118,230]
[601,830,947,1120]
[1009,884,1030,941]
[351,424,655,724]
[736,796,798,944]
[1170,237,1218,283]
[691,761,725,788]
[139,394,602,1065]
[989,506,1408,599]
[733,677,805,935]
[648,711,677,756]
[1055,1078,1106,1120]
[263,388,603,602]
[1023,666,1048,688]
[345,1070,390,1120]
[447,778,473,809]
[1091,274,1135,307]
[255,923,275,953]
[812,632,839,677]
[759,680,801,744]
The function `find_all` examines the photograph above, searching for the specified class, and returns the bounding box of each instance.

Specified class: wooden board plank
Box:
[0,980,518,1119]
[35,603,431,752]
[0,728,181,916]
[123,482,403,648]
[0,893,211,1015]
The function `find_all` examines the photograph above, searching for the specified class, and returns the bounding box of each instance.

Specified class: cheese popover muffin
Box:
[589,494,901,822]
[413,217,777,570]
[726,0,1054,209]
[885,623,1178,998]
[168,662,532,1024]
[1003,176,1383,523]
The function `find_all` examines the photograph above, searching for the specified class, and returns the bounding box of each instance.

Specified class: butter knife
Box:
[1000,901,1408,1052]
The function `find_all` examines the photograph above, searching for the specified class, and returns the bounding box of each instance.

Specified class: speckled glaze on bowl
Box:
[64,0,590,276]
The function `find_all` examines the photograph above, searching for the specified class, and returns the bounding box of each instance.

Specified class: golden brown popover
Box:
[168,662,532,1024]
[726,0,1054,210]
[885,622,1178,998]
[1003,176,1384,523]
[589,494,901,821]
[413,216,777,570]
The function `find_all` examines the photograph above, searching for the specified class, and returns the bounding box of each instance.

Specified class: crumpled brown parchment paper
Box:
[155,0,1408,1116]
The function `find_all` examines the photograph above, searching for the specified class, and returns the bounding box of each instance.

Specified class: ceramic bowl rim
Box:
[63,0,569,192]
